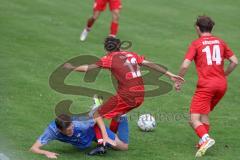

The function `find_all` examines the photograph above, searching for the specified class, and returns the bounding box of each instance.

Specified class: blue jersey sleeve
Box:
[38,127,56,145]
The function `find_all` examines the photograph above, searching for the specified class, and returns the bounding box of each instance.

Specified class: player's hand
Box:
[170,74,185,83]
[63,63,75,70]
[103,135,116,147]
[45,151,59,159]
[174,81,183,92]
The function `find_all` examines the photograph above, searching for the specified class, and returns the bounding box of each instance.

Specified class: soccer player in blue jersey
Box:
[30,114,129,159]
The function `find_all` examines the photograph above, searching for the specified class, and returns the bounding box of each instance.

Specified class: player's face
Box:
[60,123,74,136]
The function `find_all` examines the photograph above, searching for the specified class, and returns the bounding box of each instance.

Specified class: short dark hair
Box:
[55,114,72,131]
[104,37,121,52]
[195,16,215,33]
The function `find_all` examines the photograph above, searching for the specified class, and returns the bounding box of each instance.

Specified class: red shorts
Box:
[190,85,227,114]
[98,94,144,119]
[93,0,122,11]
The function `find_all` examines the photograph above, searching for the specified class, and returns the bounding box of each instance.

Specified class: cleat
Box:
[195,138,215,157]
[93,94,103,106]
[87,144,107,156]
[88,95,103,117]
[80,28,89,41]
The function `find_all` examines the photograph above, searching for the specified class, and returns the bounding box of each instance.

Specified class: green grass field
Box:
[1,0,240,159]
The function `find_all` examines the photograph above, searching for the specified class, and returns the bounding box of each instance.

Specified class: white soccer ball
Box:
[137,114,156,131]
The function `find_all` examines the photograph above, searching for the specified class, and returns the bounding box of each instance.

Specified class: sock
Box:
[110,119,119,133]
[87,17,96,30]
[195,125,208,139]
[109,22,118,37]
[201,133,210,142]
[203,123,210,133]
[93,124,103,144]
[117,116,129,144]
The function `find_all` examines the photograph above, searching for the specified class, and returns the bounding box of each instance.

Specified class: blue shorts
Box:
[106,127,116,141]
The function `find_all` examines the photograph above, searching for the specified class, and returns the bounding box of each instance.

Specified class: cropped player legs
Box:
[86,11,101,31]
[109,9,120,37]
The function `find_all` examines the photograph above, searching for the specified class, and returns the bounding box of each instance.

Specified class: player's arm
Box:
[178,59,192,78]
[30,140,59,159]
[174,59,192,91]
[142,60,185,82]
[63,63,100,72]
[225,55,238,76]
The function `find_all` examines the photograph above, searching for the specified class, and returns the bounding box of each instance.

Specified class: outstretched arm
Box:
[30,141,59,159]
[93,111,116,146]
[225,55,238,76]
[178,59,192,78]
[142,60,184,82]
[63,63,100,72]
[175,59,192,91]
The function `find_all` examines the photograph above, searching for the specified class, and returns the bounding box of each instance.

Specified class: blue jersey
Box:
[38,117,116,149]
[38,118,96,149]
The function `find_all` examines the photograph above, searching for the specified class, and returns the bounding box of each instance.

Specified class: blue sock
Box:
[117,116,129,144]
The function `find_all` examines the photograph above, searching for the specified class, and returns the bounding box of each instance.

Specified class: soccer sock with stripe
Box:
[195,124,209,142]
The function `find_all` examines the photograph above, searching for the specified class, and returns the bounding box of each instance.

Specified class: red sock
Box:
[203,123,210,133]
[110,119,119,133]
[87,17,95,30]
[93,124,103,144]
[195,125,208,138]
[110,22,119,37]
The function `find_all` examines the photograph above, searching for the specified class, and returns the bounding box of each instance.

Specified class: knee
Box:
[112,11,120,22]
[92,11,100,19]
[121,144,128,151]
[189,119,195,127]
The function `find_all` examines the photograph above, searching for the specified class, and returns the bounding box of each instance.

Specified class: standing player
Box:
[64,37,184,154]
[80,0,121,41]
[175,16,238,157]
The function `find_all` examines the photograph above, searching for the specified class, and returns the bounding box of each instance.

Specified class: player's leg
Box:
[190,88,216,157]
[200,114,210,133]
[80,0,106,41]
[109,115,129,150]
[109,9,120,37]
[88,116,129,155]
[109,0,121,37]
[110,116,120,133]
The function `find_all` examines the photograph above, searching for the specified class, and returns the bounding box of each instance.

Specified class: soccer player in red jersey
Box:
[64,37,184,155]
[80,0,122,41]
[175,16,238,157]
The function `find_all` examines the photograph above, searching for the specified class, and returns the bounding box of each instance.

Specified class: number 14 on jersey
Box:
[202,45,222,65]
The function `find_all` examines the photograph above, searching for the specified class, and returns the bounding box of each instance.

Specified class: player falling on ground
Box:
[175,16,238,157]
[64,37,185,155]
[80,0,121,41]
[30,113,129,159]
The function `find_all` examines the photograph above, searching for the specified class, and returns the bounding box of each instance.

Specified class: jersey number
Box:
[125,57,141,78]
[202,45,222,65]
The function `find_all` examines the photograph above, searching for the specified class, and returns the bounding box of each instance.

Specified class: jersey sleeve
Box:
[184,42,197,61]
[223,42,234,59]
[95,56,112,68]
[136,55,145,64]
[38,127,56,145]
[132,52,145,64]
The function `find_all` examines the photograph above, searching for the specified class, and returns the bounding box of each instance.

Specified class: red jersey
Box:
[185,35,234,87]
[96,51,145,105]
